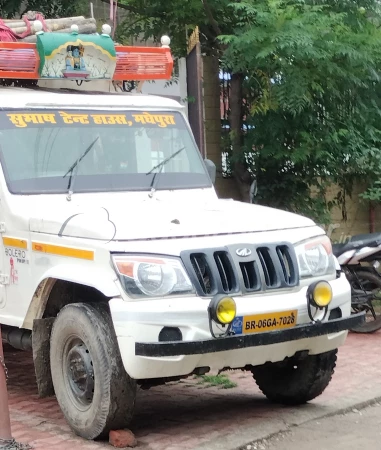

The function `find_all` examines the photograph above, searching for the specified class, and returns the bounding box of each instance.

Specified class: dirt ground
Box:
[247,402,381,450]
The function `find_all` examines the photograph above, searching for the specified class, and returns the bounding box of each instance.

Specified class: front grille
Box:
[181,242,299,297]
[190,253,213,295]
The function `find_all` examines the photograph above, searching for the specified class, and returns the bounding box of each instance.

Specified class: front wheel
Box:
[252,350,337,405]
[50,303,136,439]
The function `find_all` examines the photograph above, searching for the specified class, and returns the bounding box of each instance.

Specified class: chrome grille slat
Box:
[257,249,270,286]
[257,247,278,288]
[276,245,296,285]
[239,261,260,291]
[190,254,212,295]
[214,251,235,293]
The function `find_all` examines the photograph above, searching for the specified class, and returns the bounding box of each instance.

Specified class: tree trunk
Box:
[369,201,376,233]
[230,72,252,202]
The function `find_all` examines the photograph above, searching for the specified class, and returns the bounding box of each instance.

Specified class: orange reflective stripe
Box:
[32,242,94,260]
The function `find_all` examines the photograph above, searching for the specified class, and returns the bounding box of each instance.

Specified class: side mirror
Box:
[204,159,216,184]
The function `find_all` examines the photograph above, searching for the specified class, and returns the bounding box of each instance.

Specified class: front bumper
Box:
[136,312,364,357]
[110,273,353,379]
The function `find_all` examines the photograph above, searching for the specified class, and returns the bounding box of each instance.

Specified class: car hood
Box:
[29,198,316,241]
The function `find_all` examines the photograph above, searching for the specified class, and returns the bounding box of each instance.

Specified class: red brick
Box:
[109,429,137,448]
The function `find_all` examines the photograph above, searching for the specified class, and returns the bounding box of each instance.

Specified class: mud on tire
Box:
[50,303,136,439]
[252,350,337,405]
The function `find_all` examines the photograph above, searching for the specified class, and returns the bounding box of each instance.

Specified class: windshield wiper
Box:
[146,147,185,198]
[63,137,99,201]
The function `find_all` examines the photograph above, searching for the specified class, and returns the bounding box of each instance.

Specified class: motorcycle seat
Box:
[332,232,381,257]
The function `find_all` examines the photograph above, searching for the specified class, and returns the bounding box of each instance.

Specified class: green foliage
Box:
[25,0,88,17]
[219,0,381,219]
[361,182,381,202]
[196,373,237,389]
[0,0,23,17]
[0,0,88,19]
[115,0,236,56]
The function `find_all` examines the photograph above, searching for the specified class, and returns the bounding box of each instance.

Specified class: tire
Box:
[252,350,337,405]
[349,270,381,334]
[50,303,136,439]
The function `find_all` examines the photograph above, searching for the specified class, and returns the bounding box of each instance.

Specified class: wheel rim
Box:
[352,280,381,322]
[63,336,95,410]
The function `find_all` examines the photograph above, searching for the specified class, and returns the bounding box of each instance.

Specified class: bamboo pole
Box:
[10,18,95,35]
[4,16,86,29]
[1,21,26,28]
[22,22,97,42]
[52,24,97,34]
[0,326,12,443]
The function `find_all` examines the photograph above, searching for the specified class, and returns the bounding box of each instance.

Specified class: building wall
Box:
[323,184,381,242]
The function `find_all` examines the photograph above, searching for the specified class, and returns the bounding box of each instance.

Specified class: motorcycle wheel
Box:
[350,270,381,333]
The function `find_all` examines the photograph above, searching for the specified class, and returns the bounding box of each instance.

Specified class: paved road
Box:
[4,331,381,450]
[249,402,381,450]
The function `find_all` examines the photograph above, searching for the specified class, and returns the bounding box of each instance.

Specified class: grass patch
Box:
[196,374,237,389]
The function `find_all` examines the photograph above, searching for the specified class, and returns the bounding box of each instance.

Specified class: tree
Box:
[0,0,88,19]
[0,0,23,18]
[220,0,381,220]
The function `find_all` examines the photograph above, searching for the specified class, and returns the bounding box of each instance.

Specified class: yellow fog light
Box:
[209,295,236,325]
[308,281,333,308]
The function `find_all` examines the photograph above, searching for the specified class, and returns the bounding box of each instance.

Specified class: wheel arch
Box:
[23,267,121,399]
[22,264,121,329]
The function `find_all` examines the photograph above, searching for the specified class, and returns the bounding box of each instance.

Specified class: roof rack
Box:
[0,21,173,82]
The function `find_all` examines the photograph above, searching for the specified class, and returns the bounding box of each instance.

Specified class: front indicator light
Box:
[307,280,332,321]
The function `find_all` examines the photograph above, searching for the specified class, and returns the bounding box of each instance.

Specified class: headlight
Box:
[295,236,336,278]
[112,255,194,298]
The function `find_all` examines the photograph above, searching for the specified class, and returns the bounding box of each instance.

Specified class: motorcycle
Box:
[333,232,381,333]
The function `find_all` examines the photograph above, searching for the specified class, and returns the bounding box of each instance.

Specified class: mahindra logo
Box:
[236,248,251,257]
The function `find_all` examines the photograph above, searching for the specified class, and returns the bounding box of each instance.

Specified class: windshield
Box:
[0,109,211,194]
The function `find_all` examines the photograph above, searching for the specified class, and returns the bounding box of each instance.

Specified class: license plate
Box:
[231,310,298,335]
